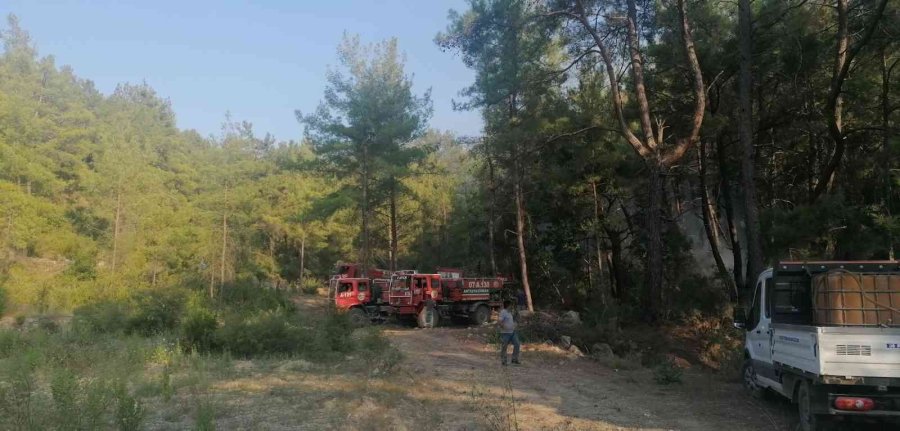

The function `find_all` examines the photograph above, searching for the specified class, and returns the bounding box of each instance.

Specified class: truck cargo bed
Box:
[773,324,900,379]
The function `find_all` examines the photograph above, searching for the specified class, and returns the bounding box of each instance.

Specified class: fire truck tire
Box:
[348,308,369,327]
[470,305,490,326]
[417,306,438,329]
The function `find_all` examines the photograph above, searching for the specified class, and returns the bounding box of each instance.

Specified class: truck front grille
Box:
[836,344,872,356]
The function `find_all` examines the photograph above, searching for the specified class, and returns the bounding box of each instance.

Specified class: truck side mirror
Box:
[733,306,747,329]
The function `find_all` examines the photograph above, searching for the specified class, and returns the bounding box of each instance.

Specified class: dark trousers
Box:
[500,332,520,364]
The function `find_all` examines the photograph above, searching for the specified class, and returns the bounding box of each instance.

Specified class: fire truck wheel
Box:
[417,306,438,329]
[470,305,490,326]
[348,308,369,327]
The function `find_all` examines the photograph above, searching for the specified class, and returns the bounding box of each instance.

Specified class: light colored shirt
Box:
[498,309,516,333]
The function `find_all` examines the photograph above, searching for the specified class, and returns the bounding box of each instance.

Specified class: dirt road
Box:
[167,296,799,430]
[387,326,795,431]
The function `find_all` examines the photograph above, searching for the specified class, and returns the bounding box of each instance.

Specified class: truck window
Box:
[338,282,352,293]
[764,278,774,318]
[358,282,368,292]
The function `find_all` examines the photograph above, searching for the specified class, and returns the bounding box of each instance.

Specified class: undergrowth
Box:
[1,285,401,429]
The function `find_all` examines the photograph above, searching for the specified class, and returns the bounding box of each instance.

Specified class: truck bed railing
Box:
[773,261,900,327]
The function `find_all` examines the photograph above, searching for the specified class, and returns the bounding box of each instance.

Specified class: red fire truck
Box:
[329,263,397,325]
[388,272,507,328]
[330,263,509,328]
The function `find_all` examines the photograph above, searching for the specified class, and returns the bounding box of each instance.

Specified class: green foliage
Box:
[653,360,684,385]
[213,310,309,357]
[73,300,130,334]
[126,289,185,336]
[0,352,41,430]
[112,381,145,431]
[180,304,218,353]
[50,369,110,430]
[217,284,292,313]
[311,310,354,357]
[299,277,322,295]
[193,398,217,431]
[356,328,403,375]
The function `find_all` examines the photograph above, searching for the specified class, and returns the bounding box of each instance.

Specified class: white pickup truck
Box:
[737,261,900,431]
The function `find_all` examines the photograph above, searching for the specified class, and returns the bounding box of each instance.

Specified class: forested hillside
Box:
[0,16,473,315]
[2,0,899,325]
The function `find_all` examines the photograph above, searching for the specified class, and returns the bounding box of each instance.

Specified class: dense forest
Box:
[1,0,899,326]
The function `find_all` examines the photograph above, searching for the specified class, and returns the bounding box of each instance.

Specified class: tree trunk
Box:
[112,189,121,272]
[882,48,897,260]
[486,154,498,276]
[361,139,371,275]
[218,183,229,293]
[813,0,890,200]
[591,180,607,306]
[717,136,745,291]
[514,156,534,312]
[738,0,764,293]
[299,235,306,289]
[644,164,664,320]
[698,142,736,299]
[389,178,398,271]
[606,228,626,300]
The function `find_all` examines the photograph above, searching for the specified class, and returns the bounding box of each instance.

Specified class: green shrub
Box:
[127,289,185,336]
[180,306,219,353]
[653,360,684,385]
[50,369,111,430]
[112,381,144,431]
[0,330,23,359]
[0,353,41,430]
[217,283,292,313]
[74,301,131,334]
[194,398,216,431]
[310,310,353,358]
[356,328,402,375]
[0,286,6,316]
[299,277,322,295]
[214,310,309,357]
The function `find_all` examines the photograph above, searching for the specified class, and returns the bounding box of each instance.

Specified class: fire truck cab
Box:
[333,277,391,325]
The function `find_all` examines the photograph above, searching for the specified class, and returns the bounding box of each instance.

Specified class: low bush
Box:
[299,277,322,295]
[218,283,293,313]
[73,300,130,334]
[113,380,145,431]
[50,369,111,430]
[180,305,219,353]
[0,330,23,359]
[355,328,402,375]
[127,289,185,336]
[653,359,684,385]
[214,310,310,357]
[0,286,6,316]
[309,310,353,358]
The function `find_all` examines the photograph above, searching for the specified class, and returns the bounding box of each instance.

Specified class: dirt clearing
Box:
[386,326,794,430]
[141,295,798,430]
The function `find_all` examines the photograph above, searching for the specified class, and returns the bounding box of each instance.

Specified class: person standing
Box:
[498,300,521,365]
[516,289,526,311]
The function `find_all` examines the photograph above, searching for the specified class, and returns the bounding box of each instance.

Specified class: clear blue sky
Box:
[0,0,482,141]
